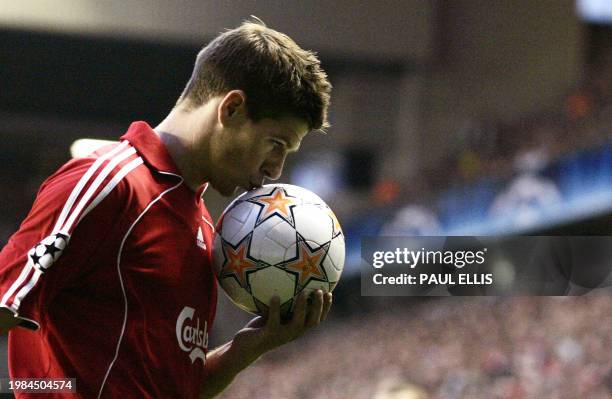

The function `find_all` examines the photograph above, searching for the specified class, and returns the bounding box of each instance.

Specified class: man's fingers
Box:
[290,290,308,329]
[305,290,324,327]
[320,292,332,322]
[266,295,281,330]
[244,316,266,329]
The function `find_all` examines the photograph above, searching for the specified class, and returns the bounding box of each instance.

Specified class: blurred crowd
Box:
[361,67,612,219]
[219,295,612,399]
[330,67,612,238]
[446,71,612,188]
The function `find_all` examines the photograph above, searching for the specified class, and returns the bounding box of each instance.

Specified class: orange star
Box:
[285,242,327,286]
[250,188,297,225]
[223,239,258,288]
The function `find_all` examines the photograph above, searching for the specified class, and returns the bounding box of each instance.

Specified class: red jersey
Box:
[0,122,217,398]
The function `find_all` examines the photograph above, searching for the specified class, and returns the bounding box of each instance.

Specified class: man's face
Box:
[208,116,309,196]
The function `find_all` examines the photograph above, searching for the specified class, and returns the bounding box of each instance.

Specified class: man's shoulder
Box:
[38,140,181,224]
[46,141,155,192]
[34,142,147,219]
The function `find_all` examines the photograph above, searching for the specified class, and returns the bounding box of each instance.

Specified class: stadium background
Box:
[1,1,611,398]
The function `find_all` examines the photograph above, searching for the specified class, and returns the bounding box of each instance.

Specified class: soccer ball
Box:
[212,184,345,317]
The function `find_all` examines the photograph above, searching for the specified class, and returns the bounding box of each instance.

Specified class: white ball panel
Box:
[322,256,341,284]
[293,204,333,246]
[227,200,254,224]
[251,218,295,265]
[220,277,258,313]
[258,237,288,266]
[249,266,296,305]
[284,242,298,263]
[268,221,298,250]
[326,235,346,273]
[221,202,259,246]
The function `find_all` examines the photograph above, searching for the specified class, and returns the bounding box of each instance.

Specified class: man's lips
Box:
[248,180,263,190]
[248,183,262,190]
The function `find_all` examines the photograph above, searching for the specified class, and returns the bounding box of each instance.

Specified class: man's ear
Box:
[218,90,247,127]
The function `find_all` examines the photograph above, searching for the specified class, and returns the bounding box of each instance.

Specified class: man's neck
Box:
[154,127,201,191]
[153,103,217,191]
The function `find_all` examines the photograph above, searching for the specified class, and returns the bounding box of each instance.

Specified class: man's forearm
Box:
[198,291,331,398]
[198,340,262,399]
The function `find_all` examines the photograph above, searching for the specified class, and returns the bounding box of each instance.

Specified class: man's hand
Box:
[232,289,332,364]
[0,308,21,334]
[198,290,332,399]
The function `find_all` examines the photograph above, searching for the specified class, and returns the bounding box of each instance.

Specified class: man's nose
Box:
[261,153,286,181]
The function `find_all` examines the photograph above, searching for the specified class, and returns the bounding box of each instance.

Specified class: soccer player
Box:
[0,19,332,398]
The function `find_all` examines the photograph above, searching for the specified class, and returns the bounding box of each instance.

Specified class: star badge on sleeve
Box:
[28,233,69,272]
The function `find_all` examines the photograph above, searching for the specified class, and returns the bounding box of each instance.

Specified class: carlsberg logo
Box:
[176,306,209,364]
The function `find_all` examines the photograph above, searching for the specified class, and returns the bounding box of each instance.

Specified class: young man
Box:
[0,20,332,398]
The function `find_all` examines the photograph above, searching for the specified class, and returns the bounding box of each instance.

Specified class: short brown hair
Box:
[178,19,331,131]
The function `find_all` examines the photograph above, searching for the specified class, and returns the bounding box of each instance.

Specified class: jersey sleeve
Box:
[0,141,142,330]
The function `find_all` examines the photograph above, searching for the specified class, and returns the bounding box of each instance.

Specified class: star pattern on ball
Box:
[221,234,259,289]
[284,240,328,287]
[248,187,298,227]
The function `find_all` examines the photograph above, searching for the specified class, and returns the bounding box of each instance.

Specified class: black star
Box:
[44,243,61,259]
[30,251,41,266]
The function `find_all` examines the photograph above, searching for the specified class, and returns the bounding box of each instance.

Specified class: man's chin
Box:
[209,180,256,197]
[219,186,241,197]
[208,181,237,197]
